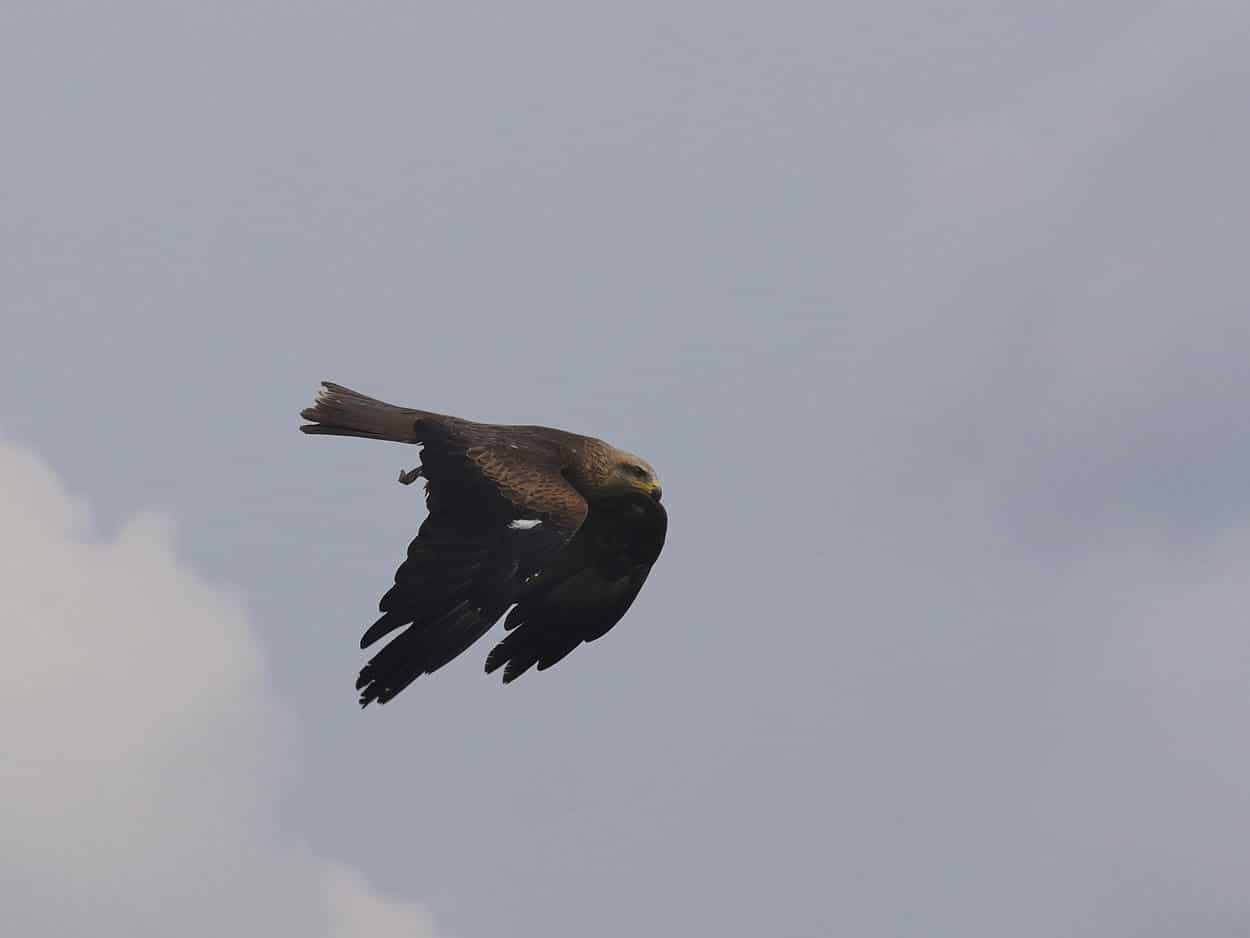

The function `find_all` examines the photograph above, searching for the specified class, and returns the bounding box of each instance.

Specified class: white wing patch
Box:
[508,518,543,530]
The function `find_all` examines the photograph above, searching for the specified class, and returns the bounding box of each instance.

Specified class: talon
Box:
[398,467,422,485]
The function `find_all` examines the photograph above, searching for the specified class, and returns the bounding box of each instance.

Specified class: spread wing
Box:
[483,493,667,683]
[359,431,588,704]
[300,385,589,706]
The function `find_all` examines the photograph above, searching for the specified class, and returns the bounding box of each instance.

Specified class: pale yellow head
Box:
[603,449,663,502]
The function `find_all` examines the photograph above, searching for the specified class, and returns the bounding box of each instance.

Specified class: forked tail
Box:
[299,382,425,443]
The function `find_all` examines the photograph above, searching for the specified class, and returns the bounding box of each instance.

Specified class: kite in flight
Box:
[300,382,667,706]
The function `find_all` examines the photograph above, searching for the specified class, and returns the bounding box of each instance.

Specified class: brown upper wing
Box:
[353,416,589,705]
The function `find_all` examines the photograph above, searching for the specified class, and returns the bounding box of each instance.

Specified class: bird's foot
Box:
[397,466,422,485]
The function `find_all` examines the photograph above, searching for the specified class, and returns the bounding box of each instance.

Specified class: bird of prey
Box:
[300,382,667,706]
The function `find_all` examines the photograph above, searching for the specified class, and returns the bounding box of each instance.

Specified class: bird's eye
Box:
[629,464,648,478]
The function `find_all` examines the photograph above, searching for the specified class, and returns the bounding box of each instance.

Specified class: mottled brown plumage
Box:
[299,382,667,705]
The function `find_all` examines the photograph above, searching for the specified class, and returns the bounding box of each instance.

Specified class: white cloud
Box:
[0,441,446,938]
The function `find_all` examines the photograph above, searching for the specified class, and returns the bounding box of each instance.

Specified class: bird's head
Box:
[604,450,663,503]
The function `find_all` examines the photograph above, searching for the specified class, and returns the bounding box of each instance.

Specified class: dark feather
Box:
[299,382,426,442]
[349,415,588,706]
[483,494,667,683]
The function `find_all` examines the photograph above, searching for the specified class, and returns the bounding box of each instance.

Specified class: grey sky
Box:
[3,2,1249,935]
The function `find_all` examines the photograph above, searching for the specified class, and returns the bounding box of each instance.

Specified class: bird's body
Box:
[300,383,667,706]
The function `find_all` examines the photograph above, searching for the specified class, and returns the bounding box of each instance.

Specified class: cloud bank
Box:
[0,441,445,938]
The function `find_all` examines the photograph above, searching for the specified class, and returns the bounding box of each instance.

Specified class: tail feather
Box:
[299,381,425,443]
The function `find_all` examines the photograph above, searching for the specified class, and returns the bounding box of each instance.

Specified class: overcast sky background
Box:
[3,2,1249,936]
